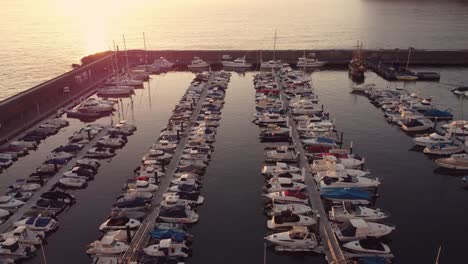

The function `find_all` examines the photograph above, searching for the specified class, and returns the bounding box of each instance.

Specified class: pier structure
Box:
[121,74,214,263]
[0,127,109,233]
[274,74,346,264]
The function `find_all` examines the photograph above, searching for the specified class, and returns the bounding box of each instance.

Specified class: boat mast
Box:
[273,29,277,61]
[405,47,413,72]
[113,40,120,82]
[143,32,148,69]
[123,34,130,77]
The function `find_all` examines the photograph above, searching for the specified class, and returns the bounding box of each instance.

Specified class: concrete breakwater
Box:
[0,55,114,144]
[2,48,468,145]
[81,49,468,66]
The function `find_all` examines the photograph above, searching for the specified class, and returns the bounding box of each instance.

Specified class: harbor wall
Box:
[0,54,114,144]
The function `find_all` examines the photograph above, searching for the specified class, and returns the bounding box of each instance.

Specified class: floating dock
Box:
[121,74,214,263]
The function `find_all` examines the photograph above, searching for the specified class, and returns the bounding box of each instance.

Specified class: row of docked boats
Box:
[87,71,231,264]
[356,84,468,172]
[0,120,136,262]
[253,66,395,262]
[143,55,327,72]
[0,118,69,171]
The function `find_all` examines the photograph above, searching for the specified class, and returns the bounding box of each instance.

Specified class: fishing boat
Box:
[329,202,389,222]
[331,219,394,241]
[264,226,318,251]
[267,210,316,230]
[435,154,468,170]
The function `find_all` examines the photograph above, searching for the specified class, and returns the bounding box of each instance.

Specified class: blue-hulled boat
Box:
[321,189,372,204]
[150,229,193,243]
[418,109,453,120]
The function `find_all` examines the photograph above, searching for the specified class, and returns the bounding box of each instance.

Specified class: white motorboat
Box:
[97,137,126,148]
[152,140,177,152]
[267,211,316,230]
[296,56,327,67]
[264,146,297,162]
[400,118,434,132]
[264,178,306,192]
[59,177,87,188]
[351,83,376,92]
[0,196,24,209]
[14,216,58,232]
[255,113,287,126]
[0,237,36,260]
[162,192,204,205]
[0,157,13,168]
[319,175,380,191]
[332,219,394,241]
[143,149,173,162]
[0,226,45,245]
[158,205,199,224]
[266,172,304,182]
[78,99,115,113]
[266,203,312,216]
[153,57,174,69]
[9,140,37,150]
[343,238,391,255]
[260,60,283,69]
[315,168,369,180]
[412,133,452,147]
[435,154,468,170]
[126,181,159,193]
[329,202,389,222]
[160,194,195,208]
[423,143,464,155]
[265,226,318,251]
[263,191,309,204]
[143,239,190,258]
[188,57,209,69]
[0,209,10,220]
[171,174,200,186]
[86,236,129,255]
[99,217,141,231]
[97,86,133,97]
[222,56,252,68]
[85,147,115,159]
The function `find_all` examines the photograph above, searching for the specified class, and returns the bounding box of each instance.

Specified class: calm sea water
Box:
[0,68,467,263]
[1,0,468,100]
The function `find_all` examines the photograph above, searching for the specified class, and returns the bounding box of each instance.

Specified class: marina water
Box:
[0,68,467,263]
